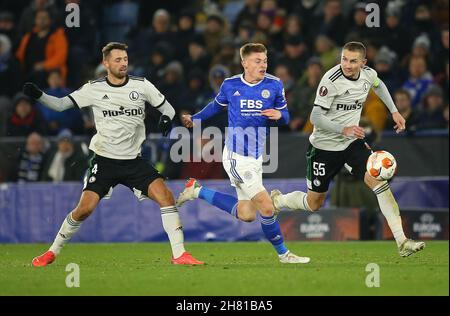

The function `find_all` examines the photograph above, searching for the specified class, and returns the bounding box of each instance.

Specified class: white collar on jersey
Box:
[240,74,265,87]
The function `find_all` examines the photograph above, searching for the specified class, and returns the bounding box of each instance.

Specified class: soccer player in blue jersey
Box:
[177,43,310,263]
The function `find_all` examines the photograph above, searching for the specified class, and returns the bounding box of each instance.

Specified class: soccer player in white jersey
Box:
[23,42,204,266]
[271,42,425,257]
[176,43,310,264]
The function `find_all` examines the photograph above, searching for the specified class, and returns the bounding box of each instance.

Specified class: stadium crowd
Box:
[0,0,448,182]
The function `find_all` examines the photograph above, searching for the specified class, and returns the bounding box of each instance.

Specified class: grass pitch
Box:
[0,241,447,296]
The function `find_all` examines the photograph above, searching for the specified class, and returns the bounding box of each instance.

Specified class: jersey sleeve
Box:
[214,81,229,107]
[274,80,287,110]
[68,83,93,108]
[314,77,338,110]
[365,67,380,88]
[142,78,166,108]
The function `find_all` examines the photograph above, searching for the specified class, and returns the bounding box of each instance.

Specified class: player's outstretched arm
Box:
[23,82,74,112]
[183,101,225,128]
[372,79,405,133]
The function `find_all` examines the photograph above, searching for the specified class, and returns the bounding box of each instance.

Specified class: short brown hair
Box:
[240,43,267,60]
[102,42,128,59]
[343,41,366,59]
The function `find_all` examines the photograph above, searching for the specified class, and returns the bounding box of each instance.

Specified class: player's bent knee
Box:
[240,212,257,222]
[258,202,276,216]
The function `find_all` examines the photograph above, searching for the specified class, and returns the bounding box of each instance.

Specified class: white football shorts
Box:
[222,146,265,200]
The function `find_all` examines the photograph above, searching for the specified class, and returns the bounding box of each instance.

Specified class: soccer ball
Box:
[366,151,397,181]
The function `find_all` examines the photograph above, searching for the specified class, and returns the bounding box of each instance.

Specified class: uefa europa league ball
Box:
[366,151,397,181]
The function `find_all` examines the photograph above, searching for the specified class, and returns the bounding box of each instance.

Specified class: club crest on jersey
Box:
[261,89,270,98]
[363,82,369,92]
[319,86,328,96]
[129,91,139,101]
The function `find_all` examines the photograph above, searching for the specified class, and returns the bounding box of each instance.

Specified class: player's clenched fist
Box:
[182,114,194,128]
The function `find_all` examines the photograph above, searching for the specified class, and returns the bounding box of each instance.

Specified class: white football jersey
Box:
[310,64,378,151]
[69,75,165,159]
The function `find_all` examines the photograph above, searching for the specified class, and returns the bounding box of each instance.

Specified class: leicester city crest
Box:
[261,89,270,98]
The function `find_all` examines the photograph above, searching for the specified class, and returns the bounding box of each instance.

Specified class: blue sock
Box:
[198,187,239,218]
[260,215,288,255]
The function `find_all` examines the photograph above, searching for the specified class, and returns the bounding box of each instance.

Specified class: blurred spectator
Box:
[382,2,412,62]
[36,70,84,135]
[158,61,187,124]
[234,20,254,47]
[314,0,349,46]
[203,14,229,55]
[288,56,323,132]
[133,42,171,86]
[5,92,47,136]
[346,2,378,42]
[128,8,175,63]
[273,13,304,51]
[14,132,47,182]
[183,35,211,81]
[211,37,239,73]
[175,9,197,61]
[373,46,401,92]
[102,0,139,43]
[0,11,18,47]
[411,3,440,47]
[274,63,295,101]
[15,8,68,87]
[432,25,449,75]
[183,68,213,115]
[402,56,433,108]
[233,0,260,32]
[276,35,309,79]
[259,0,284,38]
[17,0,59,38]
[41,129,88,182]
[411,33,432,67]
[203,64,229,131]
[314,35,339,71]
[365,40,382,69]
[0,34,21,97]
[416,84,447,130]
[385,89,419,132]
[292,0,320,46]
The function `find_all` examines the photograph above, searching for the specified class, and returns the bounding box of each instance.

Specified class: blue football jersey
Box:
[215,74,288,158]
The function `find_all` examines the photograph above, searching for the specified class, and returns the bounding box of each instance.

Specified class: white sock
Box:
[161,206,186,258]
[276,191,312,211]
[193,186,201,198]
[373,182,406,247]
[49,212,82,255]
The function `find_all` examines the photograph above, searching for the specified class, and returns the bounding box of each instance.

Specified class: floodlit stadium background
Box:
[0,0,448,296]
